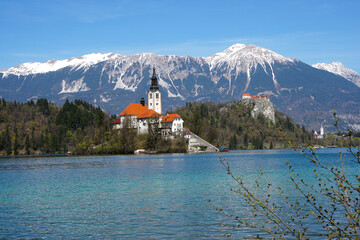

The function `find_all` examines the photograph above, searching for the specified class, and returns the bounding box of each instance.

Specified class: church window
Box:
[149,94,152,99]
[156,103,158,105]
[156,93,159,99]
[150,103,152,106]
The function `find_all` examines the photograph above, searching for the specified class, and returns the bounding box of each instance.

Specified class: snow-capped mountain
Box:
[0,44,297,96]
[312,62,360,88]
[205,44,296,94]
[2,53,122,77]
[1,44,360,131]
[206,43,294,70]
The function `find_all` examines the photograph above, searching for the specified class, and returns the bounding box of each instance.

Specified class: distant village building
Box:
[113,67,184,135]
[314,124,325,139]
[112,117,121,129]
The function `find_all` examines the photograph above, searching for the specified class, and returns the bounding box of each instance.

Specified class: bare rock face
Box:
[241,97,275,123]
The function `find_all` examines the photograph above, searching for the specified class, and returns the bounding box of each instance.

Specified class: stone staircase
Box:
[187,131,219,153]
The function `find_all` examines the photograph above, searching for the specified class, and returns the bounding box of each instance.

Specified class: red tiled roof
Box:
[137,109,159,119]
[242,93,251,96]
[161,113,181,123]
[120,104,148,116]
[112,118,121,124]
[251,94,268,98]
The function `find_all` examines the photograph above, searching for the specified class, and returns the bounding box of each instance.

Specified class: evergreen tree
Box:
[0,132,4,151]
[31,127,36,151]
[25,134,30,155]
[229,134,237,150]
[13,129,19,155]
[243,133,249,149]
[95,107,105,126]
[5,126,12,155]
[36,98,50,115]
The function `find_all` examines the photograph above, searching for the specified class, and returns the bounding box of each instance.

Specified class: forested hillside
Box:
[0,98,108,155]
[1,98,352,156]
[176,101,314,149]
[0,98,187,155]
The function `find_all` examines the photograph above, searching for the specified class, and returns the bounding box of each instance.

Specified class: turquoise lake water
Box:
[0,149,358,239]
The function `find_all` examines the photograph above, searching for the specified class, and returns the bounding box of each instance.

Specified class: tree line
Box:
[0,98,186,156]
[1,98,356,156]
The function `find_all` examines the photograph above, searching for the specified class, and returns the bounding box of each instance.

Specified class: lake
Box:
[0,148,358,239]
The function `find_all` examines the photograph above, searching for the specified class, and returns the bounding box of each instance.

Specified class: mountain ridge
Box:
[1,44,359,131]
[312,62,360,88]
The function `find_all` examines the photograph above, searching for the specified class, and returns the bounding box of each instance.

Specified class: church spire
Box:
[148,66,161,114]
[150,66,159,90]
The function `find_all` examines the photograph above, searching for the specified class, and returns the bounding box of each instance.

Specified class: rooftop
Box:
[137,109,160,119]
[161,113,182,123]
[112,118,121,124]
[120,103,148,116]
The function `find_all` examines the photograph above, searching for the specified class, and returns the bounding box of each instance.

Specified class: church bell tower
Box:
[148,67,162,114]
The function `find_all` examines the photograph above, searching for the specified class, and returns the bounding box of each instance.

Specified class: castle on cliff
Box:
[241,93,275,123]
[242,93,270,101]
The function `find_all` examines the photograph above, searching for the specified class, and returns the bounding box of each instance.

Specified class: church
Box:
[113,67,184,136]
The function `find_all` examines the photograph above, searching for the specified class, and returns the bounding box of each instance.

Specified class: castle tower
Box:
[148,67,162,114]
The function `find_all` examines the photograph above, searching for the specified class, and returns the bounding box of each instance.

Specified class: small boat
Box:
[313,145,324,149]
[220,147,229,152]
[134,149,146,155]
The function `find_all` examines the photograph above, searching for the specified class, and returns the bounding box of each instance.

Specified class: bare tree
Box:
[209,111,360,239]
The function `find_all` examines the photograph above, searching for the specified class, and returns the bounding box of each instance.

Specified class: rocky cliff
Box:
[241,97,275,123]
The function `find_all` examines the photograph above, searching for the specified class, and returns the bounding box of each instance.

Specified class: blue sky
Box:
[1,0,359,72]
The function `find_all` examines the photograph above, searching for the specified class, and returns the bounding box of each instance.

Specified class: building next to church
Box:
[113,67,184,135]
[137,109,160,134]
[161,113,184,136]
[118,100,148,129]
